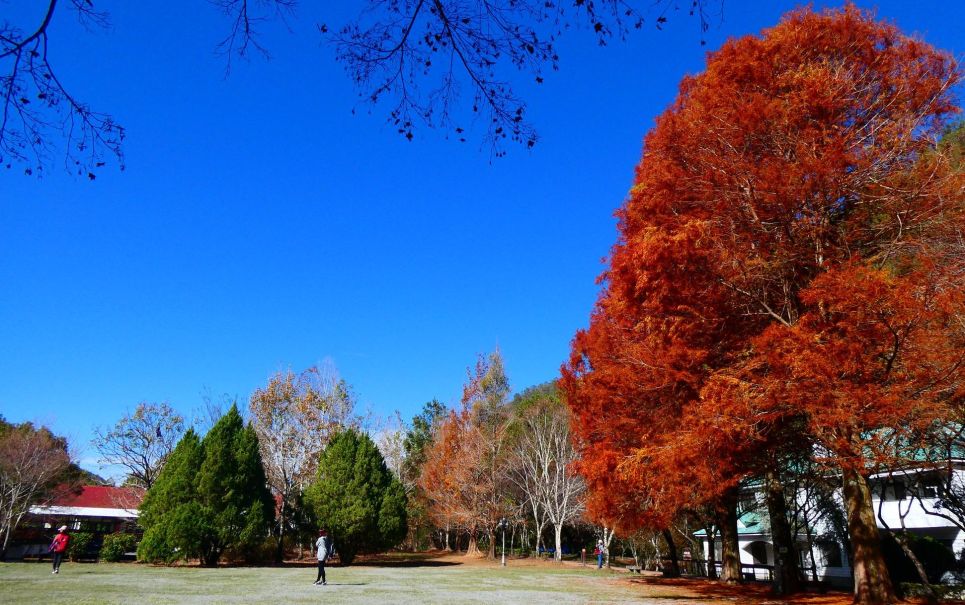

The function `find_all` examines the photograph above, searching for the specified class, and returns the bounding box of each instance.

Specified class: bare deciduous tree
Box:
[248,363,356,563]
[92,401,186,489]
[513,398,585,561]
[1,0,124,177]
[0,420,72,558]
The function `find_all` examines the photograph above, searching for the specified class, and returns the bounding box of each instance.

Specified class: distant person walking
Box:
[595,539,605,569]
[49,526,69,574]
[314,529,333,586]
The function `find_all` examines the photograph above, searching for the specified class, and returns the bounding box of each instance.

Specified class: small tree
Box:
[93,401,185,489]
[304,429,407,565]
[0,419,72,559]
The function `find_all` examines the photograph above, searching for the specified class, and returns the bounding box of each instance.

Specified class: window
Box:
[874,479,906,501]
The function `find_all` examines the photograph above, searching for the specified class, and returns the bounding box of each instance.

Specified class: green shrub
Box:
[137,524,176,564]
[899,582,965,600]
[67,531,95,561]
[100,533,138,562]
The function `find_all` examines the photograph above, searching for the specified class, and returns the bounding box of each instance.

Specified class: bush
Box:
[100,533,138,562]
[899,582,965,600]
[67,531,95,561]
[137,524,175,564]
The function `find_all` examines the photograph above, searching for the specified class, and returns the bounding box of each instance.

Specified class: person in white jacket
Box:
[314,529,333,585]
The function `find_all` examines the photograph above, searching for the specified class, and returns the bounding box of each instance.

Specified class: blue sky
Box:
[1,1,961,477]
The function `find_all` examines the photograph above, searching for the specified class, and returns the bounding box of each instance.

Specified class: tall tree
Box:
[249,365,356,563]
[401,400,447,490]
[564,6,961,603]
[0,419,72,559]
[399,400,446,550]
[510,384,585,561]
[195,404,274,566]
[136,428,206,563]
[461,349,513,558]
[304,428,407,565]
[92,401,186,489]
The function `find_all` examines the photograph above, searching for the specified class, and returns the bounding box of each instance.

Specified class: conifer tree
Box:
[137,429,207,563]
[195,404,274,566]
[305,429,407,565]
[137,407,274,566]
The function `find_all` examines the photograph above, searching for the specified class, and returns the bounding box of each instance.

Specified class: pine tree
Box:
[305,429,407,565]
[137,407,274,566]
[195,404,274,566]
[137,429,206,563]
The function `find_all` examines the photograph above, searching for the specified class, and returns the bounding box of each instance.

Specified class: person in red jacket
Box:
[49,526,69,574]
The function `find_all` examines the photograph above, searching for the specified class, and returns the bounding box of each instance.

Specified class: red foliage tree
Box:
[563,5,962,603]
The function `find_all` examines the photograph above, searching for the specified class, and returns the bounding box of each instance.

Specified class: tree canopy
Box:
[92,401,186,489]
[562,5,962,603]
[304,428,407,565]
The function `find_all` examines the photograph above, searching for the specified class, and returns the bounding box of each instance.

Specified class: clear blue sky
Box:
[1,1,961,476]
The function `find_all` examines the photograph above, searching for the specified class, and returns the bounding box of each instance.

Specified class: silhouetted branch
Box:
[1,0,124,177]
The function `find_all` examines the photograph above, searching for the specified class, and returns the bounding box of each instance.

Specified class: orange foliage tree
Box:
[563,5,962,604]
[419,350,513,557]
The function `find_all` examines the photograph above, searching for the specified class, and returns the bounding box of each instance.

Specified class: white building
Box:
[697,465,965,587]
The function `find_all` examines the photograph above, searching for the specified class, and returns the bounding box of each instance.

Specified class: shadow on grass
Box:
[625,577,862,605]
[276,552,463,569]
[352,552,462,568]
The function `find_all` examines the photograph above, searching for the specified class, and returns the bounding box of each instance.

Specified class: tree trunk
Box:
[275,498,287,564]
[804,526,819,583]
[765,469,801,595]
[465,529,480,556]
[842,467,896,604]
[487,527,496,558]
[554,523,563,562]
[719,492,742,583]
[705,525,718,579]
[662,528,681,577]
[603,526,615,568]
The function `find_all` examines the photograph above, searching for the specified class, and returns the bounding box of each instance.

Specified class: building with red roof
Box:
[8,486,144,560]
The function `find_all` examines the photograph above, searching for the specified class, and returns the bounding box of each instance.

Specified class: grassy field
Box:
[0,554,860,604]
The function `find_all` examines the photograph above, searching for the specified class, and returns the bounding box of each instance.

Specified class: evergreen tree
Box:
[305,429,407,565]
[137,429,207,563]
[137,407,274,566]
[195,404,274,566]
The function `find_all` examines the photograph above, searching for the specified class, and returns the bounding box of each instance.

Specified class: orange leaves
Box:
[747,263,965,469]
[563,3,963,534]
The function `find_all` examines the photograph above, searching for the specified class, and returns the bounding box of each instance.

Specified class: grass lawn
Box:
[0,553,863,604]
